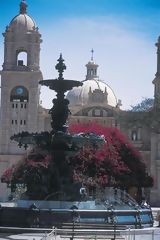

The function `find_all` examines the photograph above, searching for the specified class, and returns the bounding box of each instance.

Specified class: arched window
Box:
[131,130,137,141]
[10,86,29,102]
[17,51,27,67]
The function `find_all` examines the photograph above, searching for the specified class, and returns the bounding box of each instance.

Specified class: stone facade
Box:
[0,1,160,206]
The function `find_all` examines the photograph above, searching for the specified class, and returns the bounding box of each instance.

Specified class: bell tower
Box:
[0,1,43,154]
[153,36,160,110]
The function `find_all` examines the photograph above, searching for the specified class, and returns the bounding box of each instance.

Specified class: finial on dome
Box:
[20,0,27,14]
[91,49,94,61]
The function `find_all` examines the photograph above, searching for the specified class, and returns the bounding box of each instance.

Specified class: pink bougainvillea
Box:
[1,123,153,193]
[1,167,14,183]
[26,153,51,168]
[1,150,51,185]
[69,123,153,189]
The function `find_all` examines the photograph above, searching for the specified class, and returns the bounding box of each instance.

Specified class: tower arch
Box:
[16,50,28,67]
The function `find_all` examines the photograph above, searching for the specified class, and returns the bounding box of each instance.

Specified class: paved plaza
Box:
[0,232,45,240]
[0,228,159,240]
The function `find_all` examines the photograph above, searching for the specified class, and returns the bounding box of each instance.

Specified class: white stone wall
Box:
[150,133,160,206]
[0,70,43,154]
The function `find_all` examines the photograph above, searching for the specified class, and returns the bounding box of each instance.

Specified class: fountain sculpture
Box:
[0,55,153,230]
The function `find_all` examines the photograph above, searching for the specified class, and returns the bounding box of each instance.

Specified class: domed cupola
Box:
[85,49,99,80]
[2,0,42,71]
[8,1,36,33]
[67,50,119,108]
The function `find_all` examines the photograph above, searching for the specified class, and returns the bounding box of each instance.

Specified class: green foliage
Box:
[130,98,154,112]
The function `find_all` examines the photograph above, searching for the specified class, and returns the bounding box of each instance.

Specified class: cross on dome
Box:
[91,49,94,61]
[20,0,27,14]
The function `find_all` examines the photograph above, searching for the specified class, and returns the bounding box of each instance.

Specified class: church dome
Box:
[67,78,118,107]
[67,50,118,107]
[9,1,36,32]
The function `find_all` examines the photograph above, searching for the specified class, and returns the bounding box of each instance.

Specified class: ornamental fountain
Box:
[0,55,153,231]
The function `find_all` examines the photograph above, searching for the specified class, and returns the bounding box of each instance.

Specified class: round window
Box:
[16,87,24,95]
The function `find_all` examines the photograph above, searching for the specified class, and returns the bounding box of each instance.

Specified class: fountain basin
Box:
[0,201,153,229]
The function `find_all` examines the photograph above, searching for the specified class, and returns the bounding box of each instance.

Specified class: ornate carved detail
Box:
[55,54,66,80]
[88,87,108,104]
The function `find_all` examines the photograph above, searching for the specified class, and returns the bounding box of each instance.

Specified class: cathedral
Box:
[0,1,160,206]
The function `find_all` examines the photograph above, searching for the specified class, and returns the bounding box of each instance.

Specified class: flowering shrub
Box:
[1,123,153,200]
[26,152,50,168]
[69,123,153,189]
[1,149,51,185]
[1,167,14,183]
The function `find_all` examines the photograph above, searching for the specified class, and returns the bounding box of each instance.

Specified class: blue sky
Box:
[0,0,160,109]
